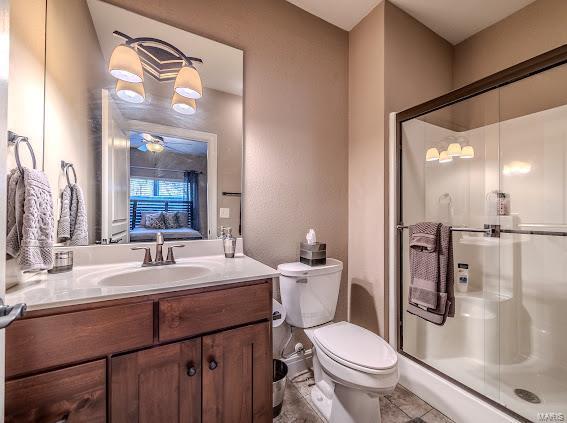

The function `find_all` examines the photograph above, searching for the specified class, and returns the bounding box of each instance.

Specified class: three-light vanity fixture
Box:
[426,136,474,163]
[108,31,203,115]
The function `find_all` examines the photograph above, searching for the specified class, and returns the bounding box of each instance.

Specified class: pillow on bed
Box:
[145,213,166,229]
[163,212,178,229]
[175,211,189,228]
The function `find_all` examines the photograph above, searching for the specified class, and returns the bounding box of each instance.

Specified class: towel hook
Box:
[8,131,36,172]
[61,161,77,186]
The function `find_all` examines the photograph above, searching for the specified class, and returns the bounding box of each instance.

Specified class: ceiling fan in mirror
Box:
[108,31,203,115]
[134,133,204,155]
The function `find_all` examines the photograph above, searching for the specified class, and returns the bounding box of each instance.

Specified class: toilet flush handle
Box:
[296,278,308,283]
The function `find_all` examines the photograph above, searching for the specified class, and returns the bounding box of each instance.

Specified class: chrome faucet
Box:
[131,232,185,267]
[155,232,165,264]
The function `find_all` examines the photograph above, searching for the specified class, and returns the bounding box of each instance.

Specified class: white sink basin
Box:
[99,265,212,287]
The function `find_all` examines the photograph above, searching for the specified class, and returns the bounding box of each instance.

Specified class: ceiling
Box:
[286,0,537,44]
[87,0,243,96]
[286,0,380,31]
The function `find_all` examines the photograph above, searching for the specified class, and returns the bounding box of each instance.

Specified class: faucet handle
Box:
[166,244,185,264]
[131,246,153,266]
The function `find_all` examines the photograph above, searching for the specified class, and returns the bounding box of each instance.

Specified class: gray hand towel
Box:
[57,183,88,246]
[407,223,455,325]
[408,222,441,309]
[6,168,54,272]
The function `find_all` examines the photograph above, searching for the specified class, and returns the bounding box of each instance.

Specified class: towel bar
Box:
[8,131,36,172]
[396,224,567,237]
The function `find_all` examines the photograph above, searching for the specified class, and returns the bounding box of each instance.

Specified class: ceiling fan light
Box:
[109,44,144,83]
[172,93,197,115]
[146,142,164,153]
[115,80,145,103]
[174,66,202,99]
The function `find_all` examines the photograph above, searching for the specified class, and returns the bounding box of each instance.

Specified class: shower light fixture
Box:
[108,31,203,112]
[426,148,440,161]
[115,80,145,103]
[439,150,452,163]
[447,142,462,157]
[460,146,475,159]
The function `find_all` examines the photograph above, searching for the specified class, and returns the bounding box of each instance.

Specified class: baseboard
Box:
[399,355,520,423]
[282,348,313,379]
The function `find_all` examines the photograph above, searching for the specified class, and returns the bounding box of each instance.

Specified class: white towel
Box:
[6,168,54,272]
[57,183,88,246]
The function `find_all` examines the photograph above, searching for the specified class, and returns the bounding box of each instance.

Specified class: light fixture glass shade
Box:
[172,93,197,115]
[425,148,440,161]
[109,45,144,83]
[439,150,452,163]
[146,142,164,153]
[115,80,145,103]
[174,66,203,99]
[447,142,462,157]
[461,145,475,159]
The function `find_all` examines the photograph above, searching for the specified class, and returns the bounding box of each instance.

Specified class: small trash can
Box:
[273,359,288,418]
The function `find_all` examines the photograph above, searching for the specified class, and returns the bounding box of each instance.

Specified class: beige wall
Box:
[348,1,453,338]
[348,3,386,335]
[7,0,46,172]
[104,0,350,321]
[454,0,567,88]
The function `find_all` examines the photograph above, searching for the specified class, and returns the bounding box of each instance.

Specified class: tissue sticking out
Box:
[306,228,317,245]
[300,229,326,266]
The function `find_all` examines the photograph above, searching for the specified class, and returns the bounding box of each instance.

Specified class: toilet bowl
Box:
[306,322,398,422]
[278,259,399,423]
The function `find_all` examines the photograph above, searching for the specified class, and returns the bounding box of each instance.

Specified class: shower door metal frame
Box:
[393,44,567,423]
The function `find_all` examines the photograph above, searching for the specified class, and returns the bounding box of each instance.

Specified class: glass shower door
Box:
[497,62,567,422]
[400,88,503,405]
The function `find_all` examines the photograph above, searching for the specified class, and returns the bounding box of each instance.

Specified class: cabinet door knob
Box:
[208,359,218,370]
[186,364,197,377]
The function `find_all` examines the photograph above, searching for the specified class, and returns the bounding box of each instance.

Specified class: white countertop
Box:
[6,254,279,312]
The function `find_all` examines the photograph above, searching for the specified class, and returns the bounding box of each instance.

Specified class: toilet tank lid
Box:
[277,258,343,277]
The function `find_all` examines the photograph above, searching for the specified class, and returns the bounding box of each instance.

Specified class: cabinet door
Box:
[111,339,201,423]
[202,322,271,423]
[5,360,106,423]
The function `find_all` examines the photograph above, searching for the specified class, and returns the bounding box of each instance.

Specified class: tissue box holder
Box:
[300,242,326,266]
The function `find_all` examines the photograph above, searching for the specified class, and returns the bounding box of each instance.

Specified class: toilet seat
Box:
[312,322,397,375]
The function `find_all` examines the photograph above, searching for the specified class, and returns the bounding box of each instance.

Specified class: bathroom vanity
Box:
[4,244,277,423]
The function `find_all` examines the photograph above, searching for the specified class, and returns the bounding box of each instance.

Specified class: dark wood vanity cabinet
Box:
[111,339,202,422]
[5,280,272,423]
[111,321,271,423]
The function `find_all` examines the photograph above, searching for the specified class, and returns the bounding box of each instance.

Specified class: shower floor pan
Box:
[422,355,567,421]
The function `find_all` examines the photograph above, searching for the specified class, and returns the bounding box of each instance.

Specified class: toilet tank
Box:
[278,259,343,328]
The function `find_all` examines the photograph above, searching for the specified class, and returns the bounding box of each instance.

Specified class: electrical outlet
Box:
[220,207,230,218]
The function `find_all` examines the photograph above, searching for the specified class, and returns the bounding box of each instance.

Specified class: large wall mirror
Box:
[7,0,243,247]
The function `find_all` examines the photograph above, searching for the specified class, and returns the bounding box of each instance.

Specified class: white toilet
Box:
[278,258,399,423]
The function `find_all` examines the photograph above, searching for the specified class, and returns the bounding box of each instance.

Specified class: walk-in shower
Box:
[392,46,567,423]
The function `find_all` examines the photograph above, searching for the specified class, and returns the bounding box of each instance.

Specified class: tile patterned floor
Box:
[274,370,455,423]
